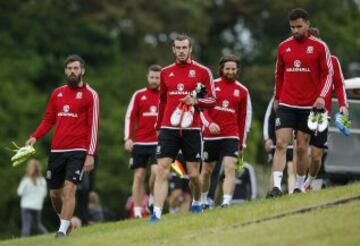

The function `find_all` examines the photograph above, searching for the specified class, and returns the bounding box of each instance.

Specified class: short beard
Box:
[66,75,81,88]
[293,34,305,41]
[224,74,236,81]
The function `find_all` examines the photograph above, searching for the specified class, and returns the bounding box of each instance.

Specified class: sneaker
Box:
[170,103,184,126]
[10,142,36,167]
[54,231,66,239]
[148,214,160,224]
[220,203,229,208]
[307,110,319,131]
[266,187,283,198]
[68,221,73,235]
[303,183,313,192]
[147,204,154,214]
[335,113,352,136]
[171,160,186,178]
[202,204,210,210]
[181,105,194,128]
[191,204,203,213]
[236,155,244,174]
[293,188,302,194]
[317,110,328,132]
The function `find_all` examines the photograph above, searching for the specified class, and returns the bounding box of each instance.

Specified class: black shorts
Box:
[129,145,157,169]
[169,174,190,194]
[310,128,328,149]
[203,139,239,162]
[275,105,312,134]
[47,151,86,189]
[156,129,202,162]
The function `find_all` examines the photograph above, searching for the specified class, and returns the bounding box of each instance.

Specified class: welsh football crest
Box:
[76,92,83,99]
[234,89,240,97]
[188,69,196,78]
[306,46,314,54]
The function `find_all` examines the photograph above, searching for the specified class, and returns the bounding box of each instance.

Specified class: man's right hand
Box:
[264,139,273,152]
[124,139,134,152]
[26,137,37,146]
[209,123,221,135]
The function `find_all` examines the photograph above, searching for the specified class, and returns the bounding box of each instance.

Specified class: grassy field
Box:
[2,183,360,246]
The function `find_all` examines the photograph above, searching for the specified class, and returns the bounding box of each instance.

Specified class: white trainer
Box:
[170,103,184,126]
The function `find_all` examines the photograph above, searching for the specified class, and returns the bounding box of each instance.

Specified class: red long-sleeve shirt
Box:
[32,84,100,155]
[325,55,348,114]
[201,78,252,150]
[155,60,216,130]
[124,87,159,145]
[275,35,333,108]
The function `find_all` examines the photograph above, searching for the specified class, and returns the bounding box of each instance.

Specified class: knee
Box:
[188,171,200,181]
[296,145,307,156]
[50,190,61,201]
[63,181,77,198]
[276,140,288,152]
[201,165,213,178]
[133,172,145,184]
[157,165,170,180]
[311,150,322,163]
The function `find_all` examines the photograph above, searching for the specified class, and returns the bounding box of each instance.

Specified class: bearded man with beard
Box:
[26,54,100,238]
[200,55,252,208]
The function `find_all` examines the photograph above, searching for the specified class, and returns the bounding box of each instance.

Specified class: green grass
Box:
[2,183,360,246]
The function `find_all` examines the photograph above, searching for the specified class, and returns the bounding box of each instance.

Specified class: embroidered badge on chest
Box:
[233,89,240,97]
[306,46,314,54]
[76,92,83,99]
[188,69,196,78]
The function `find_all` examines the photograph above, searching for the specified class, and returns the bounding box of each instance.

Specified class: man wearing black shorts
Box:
[267,8,333,197]
[303,28,349,192]
[26,55,100,237]
[200,55,251,208]
[124,64,162,218]
[150,34,216,223]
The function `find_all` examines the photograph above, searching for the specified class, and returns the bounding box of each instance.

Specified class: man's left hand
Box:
[339,106,349,116]
[313,97,325,109]
[180,95,197,105]
[84,155,95,173]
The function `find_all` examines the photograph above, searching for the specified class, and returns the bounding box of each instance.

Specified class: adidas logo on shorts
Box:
[275,118,281,127]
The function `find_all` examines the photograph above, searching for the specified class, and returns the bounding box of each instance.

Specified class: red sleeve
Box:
[124,92,140,140]
[332,57,348,108]
[87,91,100,156]
[319,42,334,98]
[197,68,216,108]
[238,89,251,150]
[199,110,213,128]
[155,71,167,130]
[274,47,284,100]
[31,92,57,140]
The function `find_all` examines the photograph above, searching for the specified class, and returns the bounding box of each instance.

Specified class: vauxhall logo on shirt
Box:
[58,104,78,118]
[286,59,310,73]
[143,105,158,117]
[214,100,235,113]
[169,83,188,96]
